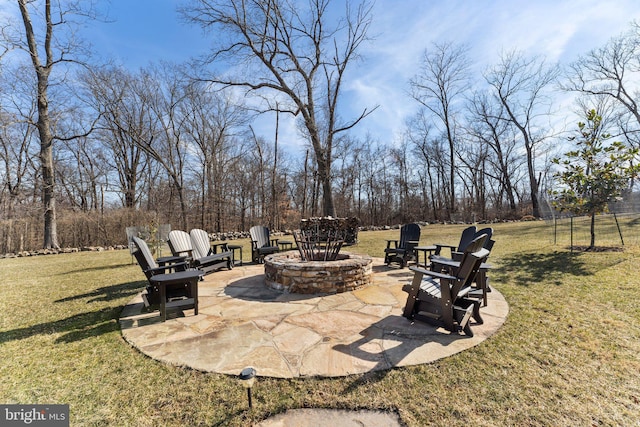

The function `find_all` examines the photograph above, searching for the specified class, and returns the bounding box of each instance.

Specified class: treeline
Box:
[1,3,640,252]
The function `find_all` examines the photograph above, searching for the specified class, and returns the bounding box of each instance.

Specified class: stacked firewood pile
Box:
[299,217,359,245]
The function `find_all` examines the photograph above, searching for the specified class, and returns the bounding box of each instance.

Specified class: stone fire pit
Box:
[264,251,373,294]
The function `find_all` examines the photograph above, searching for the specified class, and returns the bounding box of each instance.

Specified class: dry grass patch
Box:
[1,222,639,426]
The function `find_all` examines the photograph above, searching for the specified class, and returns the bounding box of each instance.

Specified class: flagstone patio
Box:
[119,257,508,378]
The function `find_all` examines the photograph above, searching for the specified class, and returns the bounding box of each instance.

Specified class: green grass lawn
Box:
[1,221,639,426]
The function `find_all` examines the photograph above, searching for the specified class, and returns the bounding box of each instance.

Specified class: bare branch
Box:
[182,0,375,216]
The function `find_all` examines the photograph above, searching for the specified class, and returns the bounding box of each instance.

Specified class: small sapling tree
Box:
[552,109,639,249]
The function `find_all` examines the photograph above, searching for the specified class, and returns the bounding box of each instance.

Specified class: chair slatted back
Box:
[125,226,138,255]
[474,227,494,250]
[456,226,478,252]
[132,236,158,277]
[399,223,421,250]
[451,234,489,296]
[484,239,495,252]
[190,229,213,259]
[168,230,192,257]
[250,226,271,249]
[451,248,489,299]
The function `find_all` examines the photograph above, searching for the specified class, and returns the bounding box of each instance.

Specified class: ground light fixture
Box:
[239,367,257,408]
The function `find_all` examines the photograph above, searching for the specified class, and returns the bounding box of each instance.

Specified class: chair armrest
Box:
[211,242,229,253]
[430,257,459,268]
[407,240,419,250]
[168,249,193,259]
[145,261,189,275]
[385,239,399,249]
[451,251,464,262]
[409,266,457,281]
[435,243,456,249]
[433,243,456,256]
[156,255,188,265]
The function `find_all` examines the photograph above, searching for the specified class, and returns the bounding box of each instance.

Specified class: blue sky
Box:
[16,0,640,153]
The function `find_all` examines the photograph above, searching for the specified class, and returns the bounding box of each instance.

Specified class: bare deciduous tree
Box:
[141,64,192,230]
[484,50,559,218]
[0,64,38,220]
[564,22,640,147]
[82,67,151,209]
[410,41,471,220]
[57,132,107,212]
[406,111,440,220]
[11,0,97,248]
[182,0,376,217]
[466,90,522,217]
[181,84,248,231]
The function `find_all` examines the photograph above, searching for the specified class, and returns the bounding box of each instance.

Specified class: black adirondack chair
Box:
[432,225,477,258]
[168,229,233,274]
[402,235,490,337]
[190,229,234,272]
[250,226,280,263]
[132,236,202,321]
[167,230,193,259]
[384,223,421,267]
[431,226,493,262]
[430,230,495,307]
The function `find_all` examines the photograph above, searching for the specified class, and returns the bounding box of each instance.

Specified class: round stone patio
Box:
[119,258,508,378]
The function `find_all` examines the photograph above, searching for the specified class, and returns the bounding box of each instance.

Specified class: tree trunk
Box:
[301,150,309,219]
[19,0,60,249]
[311,136,335,217]
[124,170,137,208]
[271,109,279,229]
[445,120,456,220]
[590,212,596,249]
[38,92,60,249]
[525,143,540,218]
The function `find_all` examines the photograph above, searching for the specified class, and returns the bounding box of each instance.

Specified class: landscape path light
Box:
[238,366,257,409]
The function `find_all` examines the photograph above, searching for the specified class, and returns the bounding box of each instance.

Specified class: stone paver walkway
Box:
[255,408,404,426]
[119,258,508,378]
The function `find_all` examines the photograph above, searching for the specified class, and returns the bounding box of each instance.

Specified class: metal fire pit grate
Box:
[293,228,345,261]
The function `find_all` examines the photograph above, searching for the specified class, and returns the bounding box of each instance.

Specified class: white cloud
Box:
[337,0,640,144]
[31,0,640,150]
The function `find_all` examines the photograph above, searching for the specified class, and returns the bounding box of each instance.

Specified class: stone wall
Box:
[1,245,129,259]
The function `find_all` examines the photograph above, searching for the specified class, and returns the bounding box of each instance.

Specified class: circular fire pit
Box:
[264,251,373,294]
